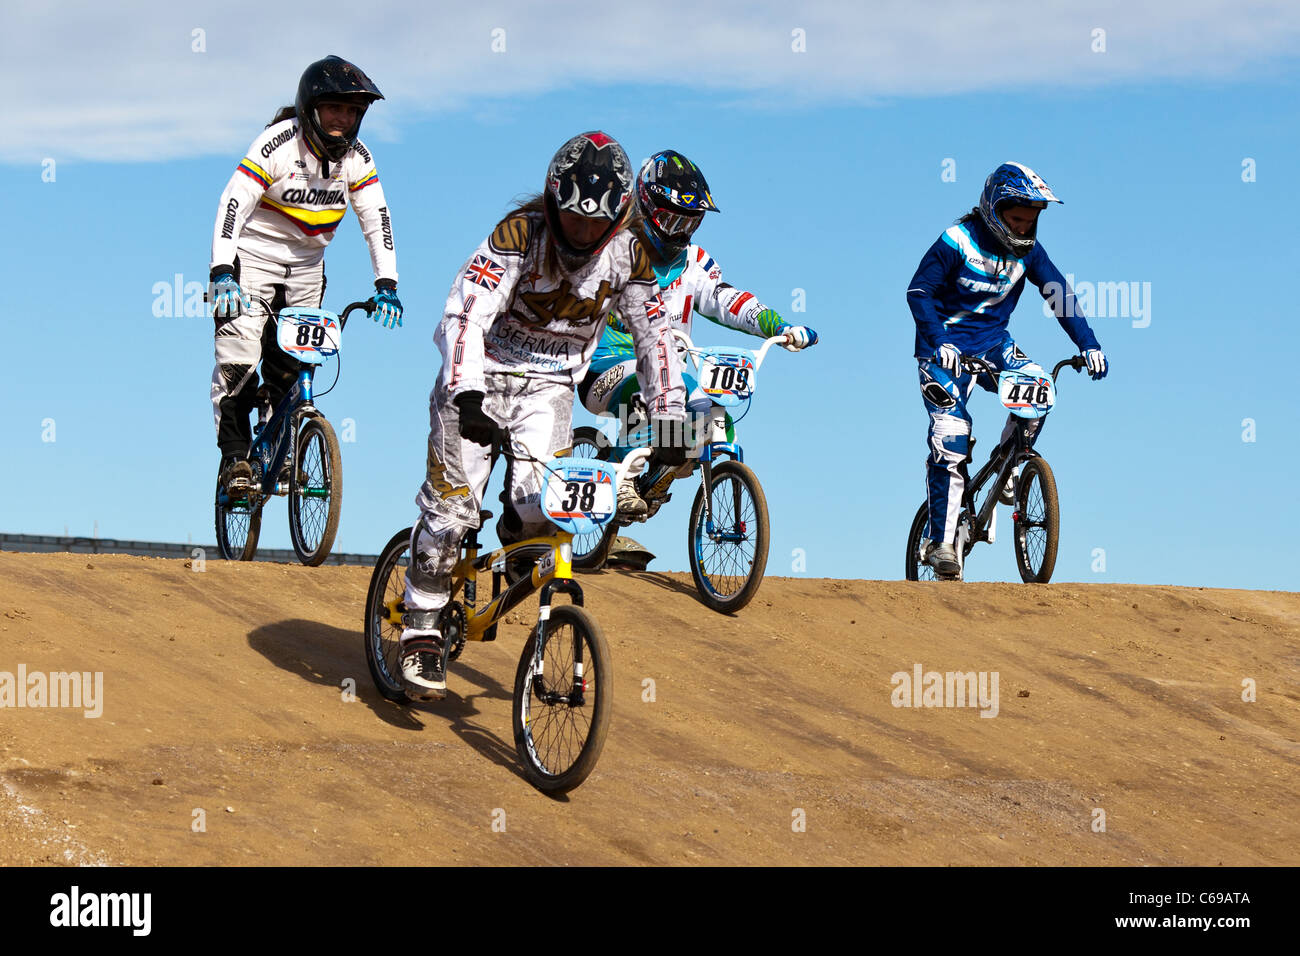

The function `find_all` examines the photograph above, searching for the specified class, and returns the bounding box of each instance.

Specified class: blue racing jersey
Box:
[907,216,1100,359]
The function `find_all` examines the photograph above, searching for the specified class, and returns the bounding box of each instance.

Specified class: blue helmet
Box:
[978,162,1061,258]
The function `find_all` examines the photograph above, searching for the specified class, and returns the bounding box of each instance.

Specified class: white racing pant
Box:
[211,253,325,456]
[404,375,574,613]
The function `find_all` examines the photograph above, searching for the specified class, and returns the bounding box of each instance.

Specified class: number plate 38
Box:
[542,458,617,535]
[276,308,341,364]
[998,370,1055,419]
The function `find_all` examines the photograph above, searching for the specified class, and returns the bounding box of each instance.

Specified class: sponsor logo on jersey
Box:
[280,187,345,206]
[489,215,533,257]
[589,362,627,402]
[957,275,1008,294]
[517,279,620,329]
[260,126,297,158]
[220,198,239,239]
[464,254,505,290]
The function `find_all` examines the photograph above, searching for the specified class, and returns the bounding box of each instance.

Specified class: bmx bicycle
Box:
[570,329,808,614]
[363,431,648,794]
[905,354,1088,583]
[214,299,372,566]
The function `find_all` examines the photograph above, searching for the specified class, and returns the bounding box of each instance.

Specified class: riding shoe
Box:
[400,632,446,701]
[220,457,253,497]
[616,477,649,518]
[926,542,962,579]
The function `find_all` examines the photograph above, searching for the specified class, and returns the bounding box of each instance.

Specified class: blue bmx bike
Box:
[214,299,371,565]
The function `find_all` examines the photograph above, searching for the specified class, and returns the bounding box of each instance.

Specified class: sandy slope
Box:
[0,551,1296,866]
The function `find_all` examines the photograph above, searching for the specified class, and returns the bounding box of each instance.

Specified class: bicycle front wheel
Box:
[363,527,414,703]
[904,502,937,582]
[512,604,612,795]
[214,471,261,561]
[1013,456,1060,583]
[289,414,342,566]
[687,460,770,613]
[568,425,617,572]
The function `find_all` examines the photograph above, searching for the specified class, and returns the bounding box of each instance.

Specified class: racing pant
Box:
[211,253,325,458]
[920,334,1044,543]
[404,375,574,613]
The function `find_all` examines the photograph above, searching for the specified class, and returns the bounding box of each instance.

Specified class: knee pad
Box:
[929,414,970,466]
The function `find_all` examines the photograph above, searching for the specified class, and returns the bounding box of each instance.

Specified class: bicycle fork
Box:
[531,579,587,707]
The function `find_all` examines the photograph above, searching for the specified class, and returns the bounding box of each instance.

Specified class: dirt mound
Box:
[0,551,1296,865]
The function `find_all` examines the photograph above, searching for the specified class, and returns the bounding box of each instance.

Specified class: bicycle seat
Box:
[479,510,494,522]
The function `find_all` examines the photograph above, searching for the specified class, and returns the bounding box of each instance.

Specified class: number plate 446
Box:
[998,370,1055,419]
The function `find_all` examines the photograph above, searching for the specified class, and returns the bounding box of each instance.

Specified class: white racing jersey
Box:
[210,118,397,281]
[437,211,686,418]
[597,244,784,354]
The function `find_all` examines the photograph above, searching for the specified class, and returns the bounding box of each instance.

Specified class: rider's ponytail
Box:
[266,105,297,129]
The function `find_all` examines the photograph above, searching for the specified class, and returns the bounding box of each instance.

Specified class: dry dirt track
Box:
[0,550,1296,866]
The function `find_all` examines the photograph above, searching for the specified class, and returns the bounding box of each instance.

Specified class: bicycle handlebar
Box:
[670,328,795,371]
[251,297,375,330]
[960,354,1086,383]
[494,429,650,488]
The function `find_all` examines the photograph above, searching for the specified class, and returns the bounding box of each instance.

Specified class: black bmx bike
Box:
[905,355,1088,583]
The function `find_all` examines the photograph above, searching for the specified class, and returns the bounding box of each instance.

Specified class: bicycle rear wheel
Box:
[214,470,261,561]
[289,414,342,566]
[1012,456,1059,583]
[569,425,617,572]
[904,502,937,581]
[512,604,612,794]
[687,459,770,613]
[363,527,413,703]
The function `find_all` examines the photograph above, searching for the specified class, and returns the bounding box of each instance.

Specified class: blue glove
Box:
[780,326,818,351]
[211,271,247,319]
[1083,348,1108,380]
[372,281,402,329]
[934,343,962,374]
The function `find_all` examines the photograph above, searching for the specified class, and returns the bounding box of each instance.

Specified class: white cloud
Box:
[5,0,1299,162]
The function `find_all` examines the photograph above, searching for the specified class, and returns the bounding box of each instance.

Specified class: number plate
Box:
[998,369,1055,419]
[542,457,617,535]
[697,347,757,408]
[276,308,341,365]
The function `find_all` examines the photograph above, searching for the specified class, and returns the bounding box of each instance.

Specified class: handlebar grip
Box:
[338,300,375,329]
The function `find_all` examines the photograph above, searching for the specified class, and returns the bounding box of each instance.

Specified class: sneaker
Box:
[616,477,648,518]
[400,631,446,701]
[220,457,253,498]
[925,542,961,579]
[998,466,1020,505]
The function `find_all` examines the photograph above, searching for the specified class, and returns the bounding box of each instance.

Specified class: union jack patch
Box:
[464,254,505,290]
[645,294,665,320]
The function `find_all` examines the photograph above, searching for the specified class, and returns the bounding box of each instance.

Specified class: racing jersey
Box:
[907,216,1099,359]
[210,118,397,281]
[435,211,687,419]
[595,244,786,357]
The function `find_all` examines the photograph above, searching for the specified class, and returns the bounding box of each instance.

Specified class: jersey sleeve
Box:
[346,142,398,284]
[210,133,275,271]
[1025,243,1101,353]
[434,218,527,399]
[618,236,686,419]
[906,234,962,352]
[690,247,782,338]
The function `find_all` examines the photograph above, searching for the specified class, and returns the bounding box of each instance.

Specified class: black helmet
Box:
[543,131,634,270]
[636,149,719,261]
[294,55,384,163]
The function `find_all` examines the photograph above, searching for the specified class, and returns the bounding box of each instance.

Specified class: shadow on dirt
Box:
[247,618,527,785]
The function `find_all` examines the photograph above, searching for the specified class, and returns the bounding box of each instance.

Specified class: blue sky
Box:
[2,1,1298,590]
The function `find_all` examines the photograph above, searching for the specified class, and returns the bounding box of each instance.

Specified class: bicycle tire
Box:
[214,470,261,562]
[569,425,617,572]
[687,459,770,613]
[904,502,938,582]
[363,527,414,703]
[512,604,612,794]
[289,414,343,566]
[1013,456,1059,583]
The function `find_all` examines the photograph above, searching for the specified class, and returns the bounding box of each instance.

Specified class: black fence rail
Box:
[0,533,378,566]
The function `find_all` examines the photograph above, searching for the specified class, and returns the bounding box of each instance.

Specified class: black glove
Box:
[649,418,689,468]
[454,391,498,447]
